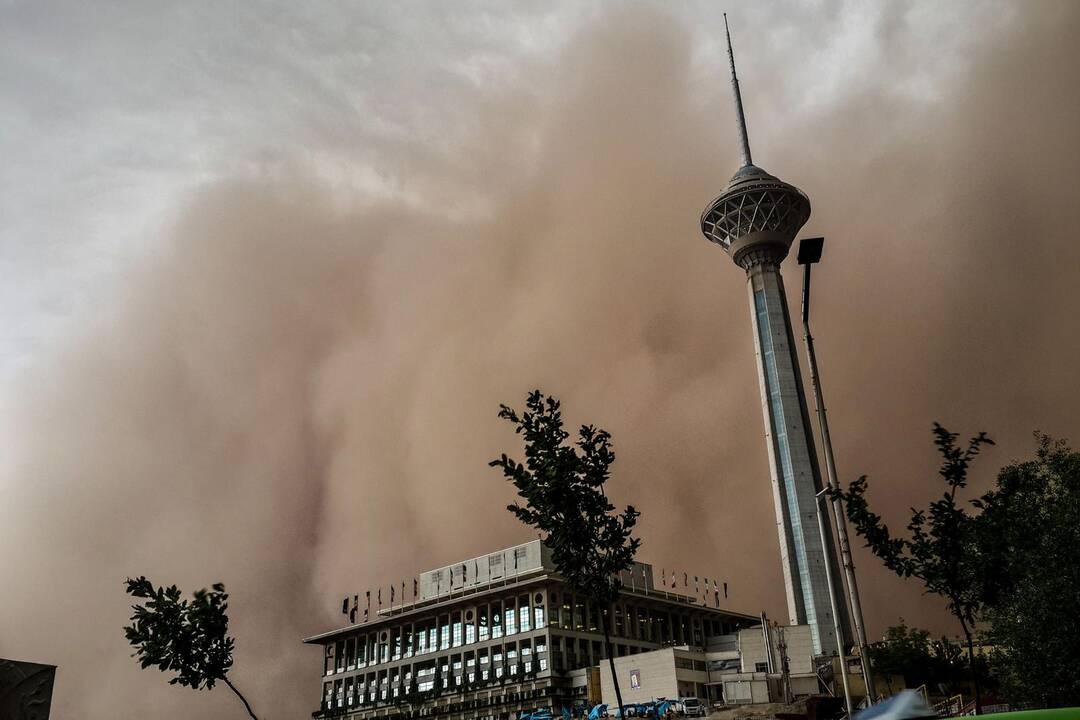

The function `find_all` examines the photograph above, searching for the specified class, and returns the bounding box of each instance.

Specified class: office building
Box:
[304,540,758,719]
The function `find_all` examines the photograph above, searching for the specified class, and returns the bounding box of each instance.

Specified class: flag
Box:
[413,578,418,597]
[724,582,728,598]
[671,571,677,589]
[695,576,699,594]
[366,590,371,609]
[364,607,369,622]
[661,568,666,587]
[463,563,467,583]
[342,597,349,615]
[474,559,479,580]
[391,585,395,603]
[378,588,382,606]
[683,572,688,587]
[401,581,405,604]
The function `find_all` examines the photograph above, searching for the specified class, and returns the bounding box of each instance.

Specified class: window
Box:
[324,682,333,707]
[504,598,516,635]
[465,609,476,644]
[418,664,435,693]
[507,646,518,675]
[345,639,355,670]
[491,601,503,638]
[574,597,586,631]
[452,612,463,647]
[549,593,560,627]
[755,662,769,673]
[588,602,599,633]
[614,605,625,637]
[392,628,401,660]
[519,594,531,632]
[478,605,489,641]
[414,621,427,656]
[534,593,545,628]
[440,615,450,650]
[560,596,572,630]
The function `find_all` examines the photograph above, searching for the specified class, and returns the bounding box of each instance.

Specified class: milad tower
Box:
[699,18,849,656]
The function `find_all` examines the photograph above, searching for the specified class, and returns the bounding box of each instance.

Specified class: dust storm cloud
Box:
[2,2,1080,718]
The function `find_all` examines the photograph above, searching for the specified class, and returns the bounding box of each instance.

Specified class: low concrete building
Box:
[597,623,823,708]
[304,540,759,720]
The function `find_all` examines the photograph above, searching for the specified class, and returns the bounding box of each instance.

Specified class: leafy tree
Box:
[491,390,641,719]
[973,434,1080,707]
[870,621,975,695]
[123,577,258,720]
[832,424,993,714]
[870,621,934,694]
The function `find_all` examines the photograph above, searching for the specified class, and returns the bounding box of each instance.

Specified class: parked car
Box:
[680,697,706,717]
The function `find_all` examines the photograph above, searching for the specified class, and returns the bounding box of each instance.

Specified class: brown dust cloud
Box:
[3,2,1080,718]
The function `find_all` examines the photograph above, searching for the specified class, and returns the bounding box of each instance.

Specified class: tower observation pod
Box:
[700,16,850,657]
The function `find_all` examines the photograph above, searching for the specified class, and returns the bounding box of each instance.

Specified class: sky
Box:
[2,1,1080,718]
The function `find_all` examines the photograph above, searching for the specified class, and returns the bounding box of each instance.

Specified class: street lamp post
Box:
[798,236,878,706]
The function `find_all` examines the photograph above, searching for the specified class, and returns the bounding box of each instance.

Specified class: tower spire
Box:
[724,13,753,168]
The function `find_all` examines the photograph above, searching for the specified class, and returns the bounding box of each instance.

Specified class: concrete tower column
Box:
[743,252,839,655]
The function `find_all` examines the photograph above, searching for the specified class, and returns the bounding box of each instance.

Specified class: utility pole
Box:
[816,487,851,716]
[798,236,877,704]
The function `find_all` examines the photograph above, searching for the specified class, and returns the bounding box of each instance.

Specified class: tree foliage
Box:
[490,390,640,716]
[123,577,258,719]
[973,434,1080,707]
[833,423,993,712]
[490,390,641,607]
[870,621,977,695]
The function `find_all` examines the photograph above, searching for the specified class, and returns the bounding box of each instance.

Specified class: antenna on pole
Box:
[724,13,753,168]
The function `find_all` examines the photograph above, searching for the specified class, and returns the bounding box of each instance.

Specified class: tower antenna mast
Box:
[724,13,753,168]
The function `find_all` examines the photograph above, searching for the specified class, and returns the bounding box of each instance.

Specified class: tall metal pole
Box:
[816,488,853,716]
[800,250,878,704]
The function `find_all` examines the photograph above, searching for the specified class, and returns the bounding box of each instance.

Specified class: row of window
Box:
[323,637,549,710]
[325,588,742,677]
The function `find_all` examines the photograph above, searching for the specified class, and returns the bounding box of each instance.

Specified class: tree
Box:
[870,621,934,694]
[972,434,1080,707]
[832,424,993,714]
[490,390,640,719]
[869,621,972,695]
[123,577,259,720]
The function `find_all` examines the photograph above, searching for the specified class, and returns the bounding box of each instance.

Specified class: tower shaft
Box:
[744,255,848,655]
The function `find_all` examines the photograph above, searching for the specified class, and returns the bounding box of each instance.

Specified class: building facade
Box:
[304,541,759,720]
[598,623,824,708]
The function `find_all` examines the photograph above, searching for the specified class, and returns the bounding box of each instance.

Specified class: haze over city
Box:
[2,1,1079,718]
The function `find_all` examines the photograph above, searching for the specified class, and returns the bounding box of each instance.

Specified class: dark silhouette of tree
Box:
[490,390,640,719]
[870,620,977,696]
[832,424,992,714]
[973,434,1080,707]
[123,577,258,720]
